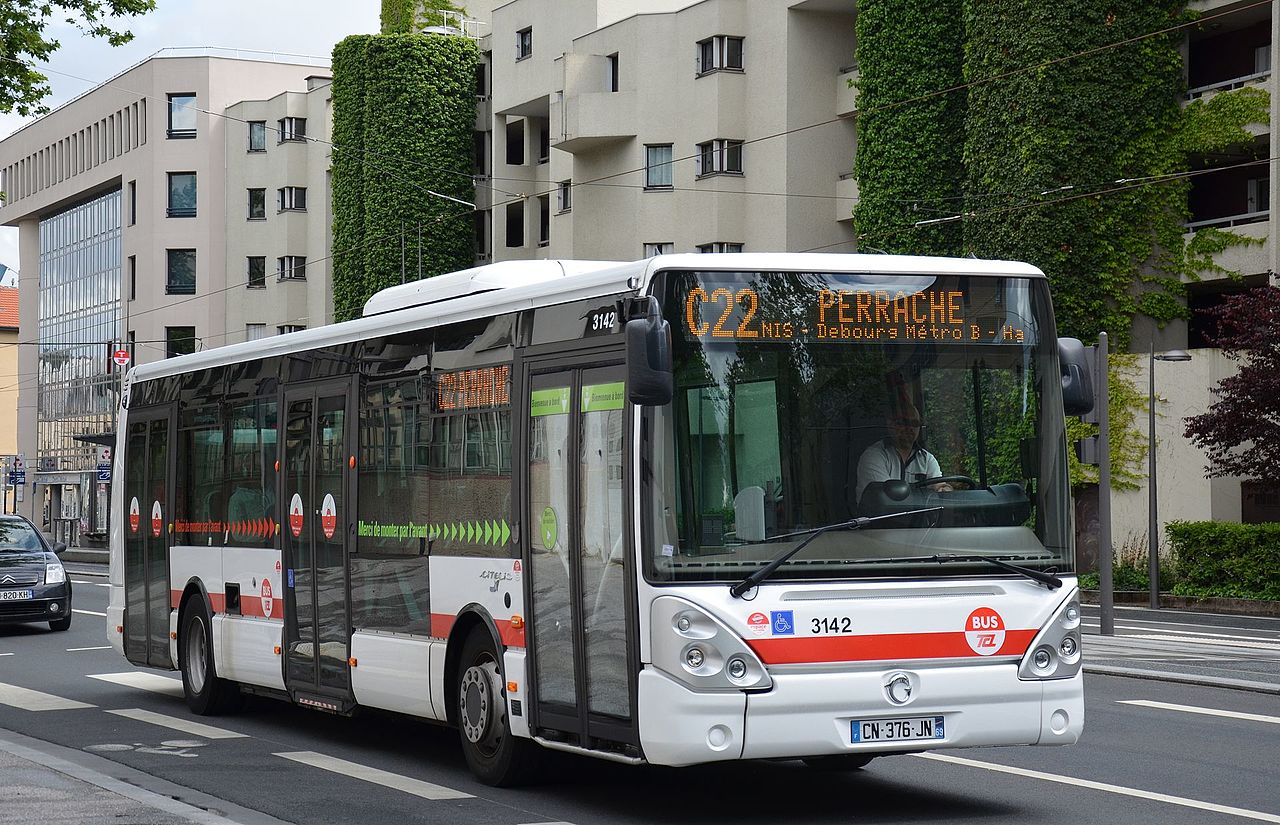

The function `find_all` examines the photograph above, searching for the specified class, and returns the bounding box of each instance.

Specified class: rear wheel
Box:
[803,754,877,771]
[180,597,241,715]
[456,628,534,786]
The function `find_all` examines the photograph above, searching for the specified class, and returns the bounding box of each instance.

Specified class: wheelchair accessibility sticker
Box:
[770,610,795,636]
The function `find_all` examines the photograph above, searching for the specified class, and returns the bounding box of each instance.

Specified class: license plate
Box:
[851,715,945,743]
[0,590,34,602]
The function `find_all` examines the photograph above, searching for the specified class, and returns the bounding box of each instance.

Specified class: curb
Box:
[1084,664,1280,696]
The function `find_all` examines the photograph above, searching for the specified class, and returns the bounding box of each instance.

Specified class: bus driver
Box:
[855,399,953,505]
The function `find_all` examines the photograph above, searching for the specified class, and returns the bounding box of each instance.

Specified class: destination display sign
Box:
[677,273,1034,345]
[436,365,511,412]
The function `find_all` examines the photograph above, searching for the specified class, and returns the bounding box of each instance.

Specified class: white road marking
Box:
[1119,699,1280,726]
[916,753,1280,823]
[107,708,248,739]
[73,609,106,617]
[87,672,184,698]
[275,751,473,800]
[0,653,12,657]
[0,682,95,711]
[1083,622,1279,644]
[66,646,112,652]
[1123,634,1280,651]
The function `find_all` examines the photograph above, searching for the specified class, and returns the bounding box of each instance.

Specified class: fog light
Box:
[1060,636,1078,658]
[726,657,747,679]
[677,616,691,632]
[49,602,61,613]
[1033,647,1053,670]
[685,647,705,669]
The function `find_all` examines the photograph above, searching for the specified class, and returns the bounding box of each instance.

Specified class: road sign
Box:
[112,349,130,366]
[11,471,24,485]
[96,463,112,482]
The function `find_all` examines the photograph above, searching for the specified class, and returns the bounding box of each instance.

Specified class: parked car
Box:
[0,514,73,631]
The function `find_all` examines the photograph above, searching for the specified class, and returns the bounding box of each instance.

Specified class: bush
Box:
[1167,521,1280,601]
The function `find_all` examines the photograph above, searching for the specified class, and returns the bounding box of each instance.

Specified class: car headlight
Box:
[45,563,66,585]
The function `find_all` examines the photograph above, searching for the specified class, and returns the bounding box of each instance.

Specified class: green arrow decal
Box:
[500,520,511,545]
[483,521,493,544]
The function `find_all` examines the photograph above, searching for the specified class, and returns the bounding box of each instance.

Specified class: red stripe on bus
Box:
[430,613,525,648]
[746,629,1038,664]
[168,589,272,619]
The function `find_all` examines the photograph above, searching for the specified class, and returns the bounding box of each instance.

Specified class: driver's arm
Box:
[924,453,953,492]
[855,445,891,504]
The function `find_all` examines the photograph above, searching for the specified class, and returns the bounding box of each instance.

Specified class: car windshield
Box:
[0,520,45,554]
[645,268,1073,583]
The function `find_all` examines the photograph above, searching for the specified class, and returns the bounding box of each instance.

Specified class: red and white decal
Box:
[151,501,163,537]
[321,493,337,540]
[965,607,1006,656]
[289,493,304,538]
[261,578,274,619]
[747,612,770,636]
[513,559,522,573]
[129,497,140,534]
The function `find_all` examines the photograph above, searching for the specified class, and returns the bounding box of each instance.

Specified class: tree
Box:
[1183,286,1280,482]
[0,0,157,118]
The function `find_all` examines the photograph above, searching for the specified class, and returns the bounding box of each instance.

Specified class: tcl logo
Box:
[964,607,1006,656]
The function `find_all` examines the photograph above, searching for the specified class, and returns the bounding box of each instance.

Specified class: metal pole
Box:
[1097,333,1114,634]
[1148,339,1159,610]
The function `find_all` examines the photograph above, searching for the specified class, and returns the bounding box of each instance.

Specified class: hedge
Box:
[1166,521,1280,601]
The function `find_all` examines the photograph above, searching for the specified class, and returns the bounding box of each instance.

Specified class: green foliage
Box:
[331,33,479,321]
[0,0,156,117]
[853,0,965,255]
[1067,352,1146,490]
[1078,561,1154,592]
[1167,521,1280,600]
[382,0,466,33]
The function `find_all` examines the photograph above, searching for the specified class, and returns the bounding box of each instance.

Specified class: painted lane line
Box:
[0,653,12,657]
[0,682,95,711]
[107,708,248,739]
[73,609,107,617]
[1082,622,1280,643]
[1123,634,1280,651]
[275,751,473,800]
[87,672,184,698]
[916,753,1280,823]
[66,646,112,652]
[1119,699,1280,725]
[71,580,112,587]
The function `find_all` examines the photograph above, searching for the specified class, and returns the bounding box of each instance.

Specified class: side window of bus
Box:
[175,405,225,547]
[226,398,278,547]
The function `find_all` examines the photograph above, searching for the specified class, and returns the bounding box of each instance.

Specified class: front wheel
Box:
[803,754,877,771]
[180,597,241,715]
[456,629,534,786]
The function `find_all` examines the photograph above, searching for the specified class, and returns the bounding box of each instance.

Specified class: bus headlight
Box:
[651,596,771,692]
[1018,591,1082,681]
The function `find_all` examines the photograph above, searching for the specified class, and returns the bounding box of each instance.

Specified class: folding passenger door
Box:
[122,405,175,669]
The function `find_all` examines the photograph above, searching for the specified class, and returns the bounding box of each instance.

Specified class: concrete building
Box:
[0,49,334,540]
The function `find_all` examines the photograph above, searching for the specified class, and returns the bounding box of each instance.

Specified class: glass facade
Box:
[38,188,122,472]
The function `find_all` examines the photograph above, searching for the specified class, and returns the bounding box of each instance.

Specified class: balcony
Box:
[1183,217,1270,280]
[551,89,637,153]
[836,66,859,118]
[835,172,858,222]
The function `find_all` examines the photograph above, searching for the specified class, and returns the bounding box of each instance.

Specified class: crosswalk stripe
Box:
[87,672,184,698]
[275,751,472,800]
[1119,699,1280,725]
[107,708,248,739]
[0,682,95,711]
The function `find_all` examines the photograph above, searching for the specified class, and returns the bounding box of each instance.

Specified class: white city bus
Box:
[108,253,1093,785]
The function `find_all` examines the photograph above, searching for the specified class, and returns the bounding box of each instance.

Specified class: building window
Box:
[277,255,306,280]
[277,186,307,212]
[506,201,524,247]
[645,144,673,189]
[476,61,488,98]
[167,172,196,217]
[608,53,620,92]
[277,117,307,143]
[166,326,197,358]
[696,138,743,177]
[128,255,136,299]
[167,93,196,138]
[506,120,524,166]
[166,249,196,294]
[278,324,306,335]
[538,194,550,246]
[127,180,136,225]
[246,323,267,341]
[248,121,267,152]
[697,36,744,75]
[557,180,572,212]
[1247,177,1270,215]
[247,188,266,220]
[696,242,744,254]
[247,256,266,288]
[643,242,674,257]
[516,27,532,60]
[538,123,549,163]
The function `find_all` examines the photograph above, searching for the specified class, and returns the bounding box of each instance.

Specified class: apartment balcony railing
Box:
[1182,215,1270,279]
[1186,70,1271,102]
[836,65,859,118]
[1185,209,1269,231]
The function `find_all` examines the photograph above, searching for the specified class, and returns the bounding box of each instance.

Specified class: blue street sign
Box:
[96,463,112,482]
[11,471,24,485]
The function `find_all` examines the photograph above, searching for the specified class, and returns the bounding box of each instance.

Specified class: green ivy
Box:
[331,33,479,321]
[1065,352,1146,490]
[382,0,465,33]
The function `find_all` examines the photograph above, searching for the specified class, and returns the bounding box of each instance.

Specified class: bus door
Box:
[122,405,175,669]
[525,362,637,749]
[281,380,356,707]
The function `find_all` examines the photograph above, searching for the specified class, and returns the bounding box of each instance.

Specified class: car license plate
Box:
[851,715,945,743]
[0,589,34,602]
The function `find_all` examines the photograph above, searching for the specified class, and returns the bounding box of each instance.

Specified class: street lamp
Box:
[1148,341,1191,610]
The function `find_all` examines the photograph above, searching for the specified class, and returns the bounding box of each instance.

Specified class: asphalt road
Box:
[1,576,1278,825]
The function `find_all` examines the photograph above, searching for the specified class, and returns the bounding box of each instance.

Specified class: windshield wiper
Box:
[728,507,943,598]
[929,554,1063,589]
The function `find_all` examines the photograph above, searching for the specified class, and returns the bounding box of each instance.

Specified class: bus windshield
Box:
[646,269,1073,584]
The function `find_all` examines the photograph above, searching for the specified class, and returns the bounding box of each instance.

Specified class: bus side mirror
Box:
[626,297,673,406]
[1058,337,1094,416]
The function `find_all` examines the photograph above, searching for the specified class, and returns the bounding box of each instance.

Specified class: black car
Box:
[0,515,73,632]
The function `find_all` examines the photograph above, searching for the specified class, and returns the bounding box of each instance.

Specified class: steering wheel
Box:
[912,475,979,490]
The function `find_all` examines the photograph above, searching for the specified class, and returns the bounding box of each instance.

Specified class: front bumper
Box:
[0,583,71,625]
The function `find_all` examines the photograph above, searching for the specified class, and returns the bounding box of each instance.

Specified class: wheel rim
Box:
[459,654,504,757]
[186,618,207,693]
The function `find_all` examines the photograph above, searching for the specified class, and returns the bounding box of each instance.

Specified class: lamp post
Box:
[1148,341,1191,610]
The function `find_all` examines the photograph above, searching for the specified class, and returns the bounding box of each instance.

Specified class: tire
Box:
[456,628,534,786]
[179,597,241,715]
[803,754,877,771]
[49,615,72,632]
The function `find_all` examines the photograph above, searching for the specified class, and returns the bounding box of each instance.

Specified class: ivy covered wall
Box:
[331,33,478,321]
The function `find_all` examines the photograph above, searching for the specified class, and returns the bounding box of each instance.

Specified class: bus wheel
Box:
[180,597,241,716]
[456,629,533,786]
[802,754,877,771]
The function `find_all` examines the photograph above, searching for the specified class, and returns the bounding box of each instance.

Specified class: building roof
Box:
[0,287,17,330]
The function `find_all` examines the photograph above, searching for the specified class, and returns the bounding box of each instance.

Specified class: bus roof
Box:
[126,253,1045,385]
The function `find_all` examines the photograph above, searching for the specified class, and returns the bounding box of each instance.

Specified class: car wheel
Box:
[802,754,877,771]
[456,628,534,786]
[49,614,72,632]
[180,597,241,715]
